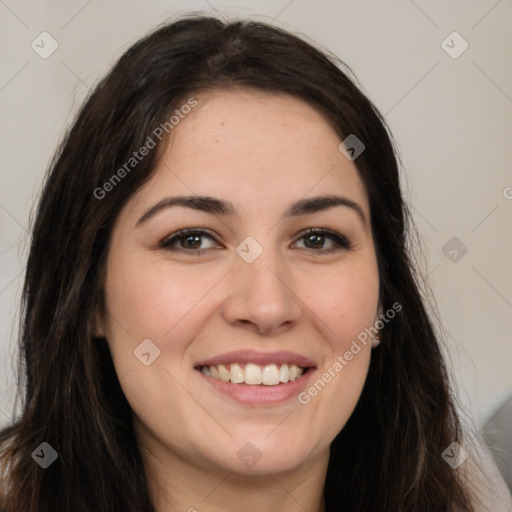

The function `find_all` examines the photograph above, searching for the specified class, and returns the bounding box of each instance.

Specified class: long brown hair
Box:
[0,14,477,511]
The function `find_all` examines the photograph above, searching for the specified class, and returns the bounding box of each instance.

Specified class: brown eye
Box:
[160,229,219,253]
[293,228,351,253]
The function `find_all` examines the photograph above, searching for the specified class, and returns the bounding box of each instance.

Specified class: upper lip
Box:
[195,350,317,368]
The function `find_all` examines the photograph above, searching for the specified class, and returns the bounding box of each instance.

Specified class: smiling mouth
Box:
[196,363,312,386]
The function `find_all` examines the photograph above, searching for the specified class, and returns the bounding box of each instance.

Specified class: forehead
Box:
[129,88,369,219]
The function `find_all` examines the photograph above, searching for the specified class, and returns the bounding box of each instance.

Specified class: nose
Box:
[221,243,302,336]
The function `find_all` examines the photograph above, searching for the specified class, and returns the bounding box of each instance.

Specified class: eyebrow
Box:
[136,194,368,228]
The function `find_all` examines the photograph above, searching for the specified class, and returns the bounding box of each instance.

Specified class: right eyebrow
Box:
[136,194,368,230]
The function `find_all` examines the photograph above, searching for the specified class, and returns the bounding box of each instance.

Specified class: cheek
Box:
[308,262,380,347]
[101,255,213,440]
[298,258,378,428]
[103,253,214,342]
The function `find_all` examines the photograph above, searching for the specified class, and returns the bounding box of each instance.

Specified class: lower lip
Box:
[197,368,315,406]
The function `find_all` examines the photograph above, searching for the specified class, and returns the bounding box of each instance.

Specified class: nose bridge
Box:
[222,235,302,334]
[240,244,286,296]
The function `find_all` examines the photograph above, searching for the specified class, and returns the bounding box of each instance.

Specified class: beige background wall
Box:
[1,1,511,436]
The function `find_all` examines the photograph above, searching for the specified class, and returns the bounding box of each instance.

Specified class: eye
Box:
[159,227,351,255]
[159,229,221,253]
[293,228,351,253]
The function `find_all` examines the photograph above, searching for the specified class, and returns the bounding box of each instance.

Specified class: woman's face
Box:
[99,89,380,477]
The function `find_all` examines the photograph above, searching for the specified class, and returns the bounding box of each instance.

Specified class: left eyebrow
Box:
[136,194,368,229]
[283,195,368,228]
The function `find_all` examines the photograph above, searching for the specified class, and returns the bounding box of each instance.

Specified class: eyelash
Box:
[159,227,352,255]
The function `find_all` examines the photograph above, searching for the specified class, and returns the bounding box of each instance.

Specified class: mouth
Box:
[194,350,316,405]
[195,362,313,386]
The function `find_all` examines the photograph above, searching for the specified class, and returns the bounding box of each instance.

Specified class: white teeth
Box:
[218,364,230,382]
[279,364,289,383]
[244,363,262,385]
[201,363,305,386]
[289,364,301,381]
[209,366,220,380]
[230,363,244,384]
[262,364,280,385]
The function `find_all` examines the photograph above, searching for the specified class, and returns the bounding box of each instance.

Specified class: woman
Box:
[0,14,510,512]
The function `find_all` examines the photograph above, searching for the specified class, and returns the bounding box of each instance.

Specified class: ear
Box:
[371,306,383,348]
[91,302,106,339]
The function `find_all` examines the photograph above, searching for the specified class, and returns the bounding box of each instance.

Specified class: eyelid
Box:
[292,227,352,252]
[159,228,220,250]
[159,227,352,253]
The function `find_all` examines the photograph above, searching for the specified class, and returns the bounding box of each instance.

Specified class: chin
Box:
[214,434,319,476]
[225,450,312,477]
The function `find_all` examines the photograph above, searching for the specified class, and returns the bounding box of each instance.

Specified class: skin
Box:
[97,89,380,512]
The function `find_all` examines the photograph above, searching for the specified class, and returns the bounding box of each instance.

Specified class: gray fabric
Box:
[482,394,512,494]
